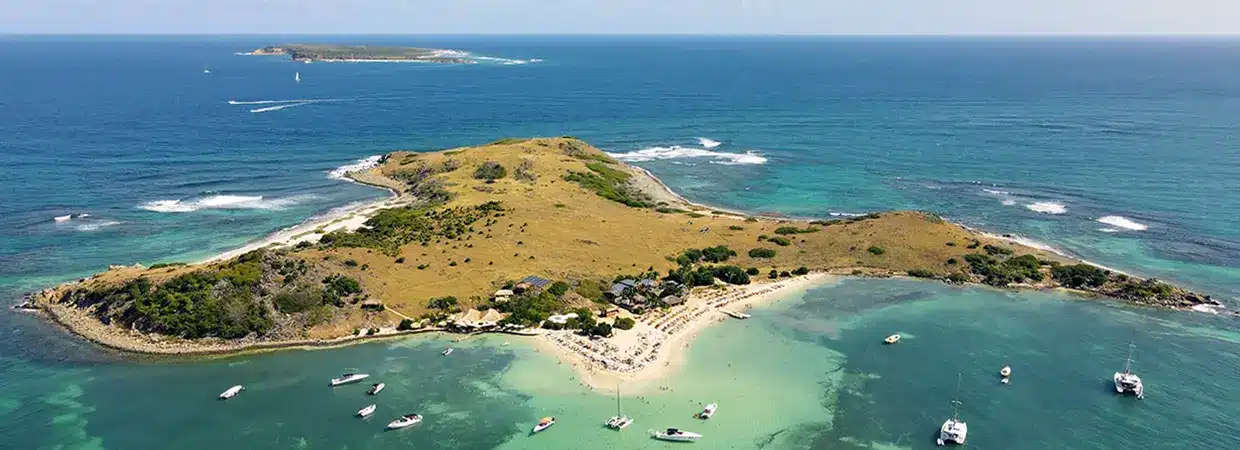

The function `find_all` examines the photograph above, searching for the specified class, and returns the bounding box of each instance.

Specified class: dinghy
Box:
[884,334,900,344]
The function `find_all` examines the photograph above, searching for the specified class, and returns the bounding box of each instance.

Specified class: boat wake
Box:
[328,155,384,181]
[249,102,311,113]
[139,194,313,213]
[608,145,767,165]
[1096,215,1148,231]
[1025,201,1067,215]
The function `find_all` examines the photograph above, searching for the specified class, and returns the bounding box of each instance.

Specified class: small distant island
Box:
[245,44,474,64]
[19,138,1225,382]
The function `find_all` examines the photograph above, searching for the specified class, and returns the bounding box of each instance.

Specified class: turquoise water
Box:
[3,36,1240,448]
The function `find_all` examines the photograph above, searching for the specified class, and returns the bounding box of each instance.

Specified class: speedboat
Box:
[651,428,703,442]
[532,417,555,433]
[696,403,718,419]
[1114,344,1144,399]
[387,413,422,429]
[606,416,633,430]
[368,383,385,395]
[884,334,900,344]
[443,347,454,356]
[330,373,370,386]
[1000,366,1011,377]
[358,404,377,418]
[218,385,244,400]
[937,417,968,446]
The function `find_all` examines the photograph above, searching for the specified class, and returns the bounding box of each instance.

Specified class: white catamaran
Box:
[606,387,633,430]
[937,374,968,446]
[1114,343,1145,399]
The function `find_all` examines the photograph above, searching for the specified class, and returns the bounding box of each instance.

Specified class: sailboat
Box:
[203,66,211,74]
[936,374,969,446]
[1113,343,1145,399]
[605,386,633,430]
[294,72,301,83]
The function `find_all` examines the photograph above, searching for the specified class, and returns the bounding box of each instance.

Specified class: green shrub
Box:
[907,269,936,279]
[728,225,744,231]
[548,281,571,297]
[344,259,359,267]
[148,262,186,269]
[614,317,636,330]
[273,288,322,313]
[983,245,1013,256]
[947,258,958,265]
[867,246,885,255]
[700,245,737,263]
[395,257,405,264]
[397,319,415,330]
[946,273,970,284]
[774,226,819,235]
[748,248,777,258]
[792,266,810,275]
[473,161,508,180]
[746,267,760,275]
[428,296,459,310]
[768,237,792,246]
[1051,264,1108,289]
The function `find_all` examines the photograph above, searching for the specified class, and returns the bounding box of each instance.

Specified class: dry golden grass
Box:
[290,137,1060,327]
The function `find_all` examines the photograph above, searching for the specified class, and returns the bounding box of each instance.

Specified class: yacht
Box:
[367,383,385,395]
[651,428,703,442]
[357,404,377,418]
[330,373,370,386]
[696,403,718,420]
[443,347,454,356]
[1114,344,1145,399]
[218,385,244,400]
[1000,365,1012,384]
[937,374,968,446]
[606,386,633,430]
[532,417,556,433]
[386,413,423,429]
[884,334,900,344]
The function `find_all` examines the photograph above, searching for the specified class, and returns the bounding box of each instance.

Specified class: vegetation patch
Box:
[564,163,653,208]
[748,248,777,258]
[774,226,820,235]
[473,161,508,181]
[768,236,792,246]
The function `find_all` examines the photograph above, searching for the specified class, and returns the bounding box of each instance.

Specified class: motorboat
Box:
[387,414,422,429]
[1000,366,1011,377]
[696,403,718,419]
[884,334,900,344]
[1113,343,1144,399]
[606,386,633,430]
[330,373,370,386]
[358,404,377,418]
[443,347,454,356]
[367,383,385,395]
[532,417,555,433]
[651,428,703,442]
[936,374,968,446]
[218,385,244,400]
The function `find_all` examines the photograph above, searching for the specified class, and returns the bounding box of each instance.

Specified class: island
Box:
[21,137,1223,385]
[245,44,474,64]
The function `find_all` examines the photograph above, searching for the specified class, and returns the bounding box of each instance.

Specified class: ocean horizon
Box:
[2,35,1238,449]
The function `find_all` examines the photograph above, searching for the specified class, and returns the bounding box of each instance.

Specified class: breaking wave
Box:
[982,189,1010,195]
[1096,215,1148,231]
[139,194,311,213]
[607,146,767,165]
[1001,199,1017,206]
[75,221,121,232]
[328,155,384,181]
[697,137,722,149]
[1025,202,1067,215]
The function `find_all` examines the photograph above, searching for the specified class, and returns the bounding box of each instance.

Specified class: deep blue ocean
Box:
[1,36,1238,449]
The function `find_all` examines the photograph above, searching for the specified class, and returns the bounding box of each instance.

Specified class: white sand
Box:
[535,274,828,392]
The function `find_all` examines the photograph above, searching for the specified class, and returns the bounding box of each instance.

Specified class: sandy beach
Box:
[533,273,829,393]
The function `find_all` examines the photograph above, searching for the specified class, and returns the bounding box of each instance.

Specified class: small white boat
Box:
[294,72,300,83]
[443,347,454,356]
[1114,344,1144,399]
[532,417,555,433]
[1000,366,1011,377]
[218,385,244,400]
[1000,377,1010,385]
[696,403,718,419]
[884,334,901,345]
[387,413,422,429]
[651,428,703,442]
[330,373,370,386]
[203,66,211,74]
[358,404,377,418]
[368,383,385,395]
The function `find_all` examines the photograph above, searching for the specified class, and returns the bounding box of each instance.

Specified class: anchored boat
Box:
[651,428,703,442]
[696,403,718,420]
[884,334,901,345]
[1113,344,1145,399]
[367,383,385,395]
[936,374,969,446]
[218,385,244,400]
[330,373,370,386]
[1000,365,1012,384]
[387,413,422,429]
[443,347,454,356]
[606,386,633,430]
[357,404,377,418]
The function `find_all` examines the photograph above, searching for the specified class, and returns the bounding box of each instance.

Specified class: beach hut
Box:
[493,289,514,302]
[478,309,505,328]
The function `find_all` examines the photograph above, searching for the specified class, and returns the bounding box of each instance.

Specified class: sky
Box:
[0,0,1237,35]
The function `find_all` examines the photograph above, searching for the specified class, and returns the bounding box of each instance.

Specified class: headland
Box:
[243,44,475,64]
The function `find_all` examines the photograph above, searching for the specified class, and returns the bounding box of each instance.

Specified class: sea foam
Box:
[607,146,767,165]
[1025,202,1067,214]
[1096,215,1148,231]
[697,137,722,149]
[139,195,309,213]
[75,221,121,232]
[328,155,384,181]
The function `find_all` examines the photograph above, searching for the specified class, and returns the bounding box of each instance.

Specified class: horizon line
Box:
[4,32,1240,38]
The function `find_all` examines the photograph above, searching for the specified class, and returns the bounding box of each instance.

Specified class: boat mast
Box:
[1124,343,1135,374]
[950,373,962,421]
[616,385,622,417]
